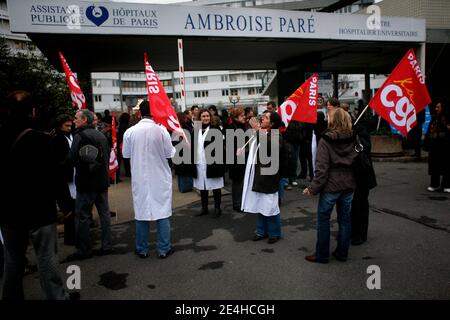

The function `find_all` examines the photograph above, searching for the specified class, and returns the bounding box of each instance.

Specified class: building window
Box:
[174,92,181,99]
[248,88,256,95]
[222,89,229,96]
[230,89,238,96]
[229,75,238,82]
[161,79,173,87]
[113,95,120,102]
[113,80,120,87]
[193,76,208,84]
[221,75,229,82]
[94,95,102,102]
[247,73,255,81]
[122,81,146,89]
[257,88,263,94]
[194,90,209,98]
[93,80,101,88]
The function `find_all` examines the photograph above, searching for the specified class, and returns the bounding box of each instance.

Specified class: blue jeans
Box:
[135,218,171,256]
[278,178,288,201]
[315,191,353,261]
[256,214,281,238]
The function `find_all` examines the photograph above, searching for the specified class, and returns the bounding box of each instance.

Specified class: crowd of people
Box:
[0,88,449,299]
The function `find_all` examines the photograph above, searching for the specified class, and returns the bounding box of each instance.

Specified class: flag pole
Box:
[113,172,118,223]
[376,115,382,132]
[177,39,186,112]
[354,105,370,125]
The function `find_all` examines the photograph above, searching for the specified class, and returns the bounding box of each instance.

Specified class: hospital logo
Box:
[86,5,109,26]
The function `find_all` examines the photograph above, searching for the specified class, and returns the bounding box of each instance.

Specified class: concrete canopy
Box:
[29,33,419,75]
[6,0,425,75]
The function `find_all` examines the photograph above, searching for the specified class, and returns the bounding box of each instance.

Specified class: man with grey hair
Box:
[66,109,112,261]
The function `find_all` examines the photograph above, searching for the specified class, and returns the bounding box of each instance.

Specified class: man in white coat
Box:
[122,101,176,259]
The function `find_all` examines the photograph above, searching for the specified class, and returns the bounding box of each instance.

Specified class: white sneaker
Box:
[427,186,439,192]
[291,181,298,186]
[443,188,450,193]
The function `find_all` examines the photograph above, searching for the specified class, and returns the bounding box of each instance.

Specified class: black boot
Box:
[197,190,209,216]
[213,189,222,218]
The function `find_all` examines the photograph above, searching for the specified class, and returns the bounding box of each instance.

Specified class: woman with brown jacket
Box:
[303,108,357,263]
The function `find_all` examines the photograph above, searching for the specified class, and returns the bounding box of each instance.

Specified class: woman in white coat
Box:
[241,111,288,244]
[193,109,226,218]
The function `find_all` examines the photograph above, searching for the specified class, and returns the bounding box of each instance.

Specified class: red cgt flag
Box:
[109,112,119,179]
[58,51,86,110]
[368,48,431,136]
[278,73,319,127]
[143,53,184,137]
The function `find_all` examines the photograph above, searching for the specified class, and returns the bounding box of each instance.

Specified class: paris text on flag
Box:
[143,52,185,138]
[278,73,319,127]
[58,51,86,110]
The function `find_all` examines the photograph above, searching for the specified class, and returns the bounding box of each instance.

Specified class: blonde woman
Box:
[303,108,357,263]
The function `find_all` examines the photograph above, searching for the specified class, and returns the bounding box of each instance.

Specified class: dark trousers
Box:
[289,143,300,182]
[299,142,313,179]
[64,207,76,246]
[409,123,423,157]
[200,189,221,210]
[1,224,67,300]
[123,158,131,177]
[58,197,75,246]
[231,178,243,209]
[75,190,112,254]
[430,173,450,189]
[351,187,370,242]
[0,240,4,278]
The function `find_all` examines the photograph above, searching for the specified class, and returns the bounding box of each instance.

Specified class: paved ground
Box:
[5,160,450,300]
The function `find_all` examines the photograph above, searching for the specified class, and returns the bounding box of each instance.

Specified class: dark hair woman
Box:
[227,107,248,211]
[193,109,226,217]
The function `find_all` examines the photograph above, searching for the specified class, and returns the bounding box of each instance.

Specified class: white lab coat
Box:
[122,119,176,221]
[193,127,224,190]
[241,139,280,216]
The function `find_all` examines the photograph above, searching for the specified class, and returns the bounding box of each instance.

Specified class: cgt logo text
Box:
[380,53,424,133]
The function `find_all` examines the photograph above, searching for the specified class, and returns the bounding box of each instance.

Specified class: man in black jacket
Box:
[52,114,76,246]
[67,109,112,261]
[0,91,69,300]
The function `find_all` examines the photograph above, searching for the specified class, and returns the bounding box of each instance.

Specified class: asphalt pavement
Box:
[7,160,450,300]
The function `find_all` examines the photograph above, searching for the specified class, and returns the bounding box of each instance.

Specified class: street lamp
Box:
[228,95,240,107]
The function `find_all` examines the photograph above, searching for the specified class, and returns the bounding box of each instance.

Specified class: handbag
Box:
[352,134,377,190]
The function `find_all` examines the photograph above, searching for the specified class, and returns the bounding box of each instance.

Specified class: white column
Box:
[419,42,426,80]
